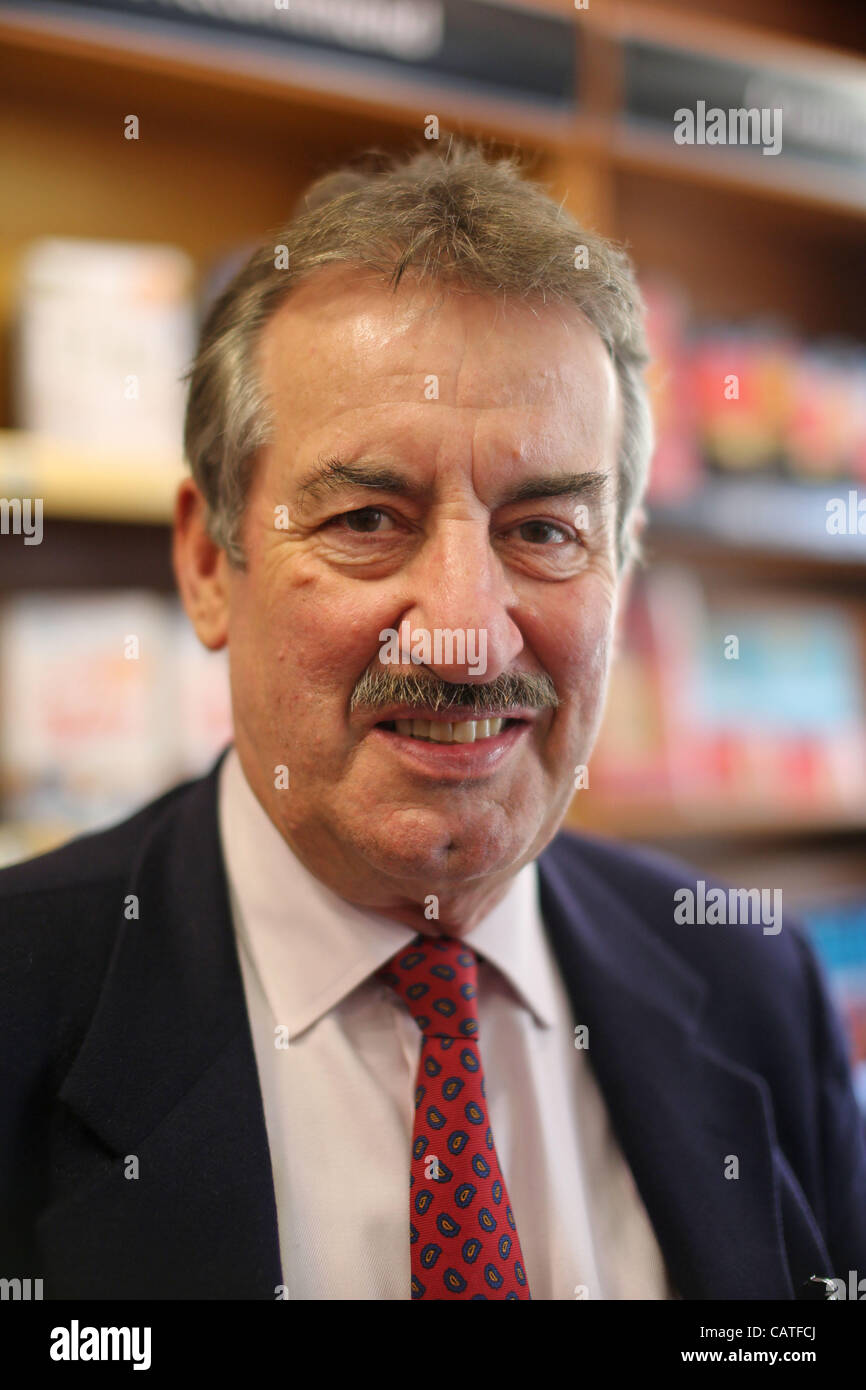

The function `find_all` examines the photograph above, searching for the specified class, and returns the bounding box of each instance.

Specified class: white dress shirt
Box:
[217,744,675,1300]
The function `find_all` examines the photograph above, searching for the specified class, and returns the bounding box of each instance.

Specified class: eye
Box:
[329,507,396,534]
[513,520,577,546]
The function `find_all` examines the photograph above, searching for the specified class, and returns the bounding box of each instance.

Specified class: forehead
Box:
[256,265,620,458]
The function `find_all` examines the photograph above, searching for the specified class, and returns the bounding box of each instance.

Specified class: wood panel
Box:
[614,169,866,335]
[621,0,866,56]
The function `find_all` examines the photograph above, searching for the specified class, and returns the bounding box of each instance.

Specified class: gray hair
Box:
[183,138,653,569]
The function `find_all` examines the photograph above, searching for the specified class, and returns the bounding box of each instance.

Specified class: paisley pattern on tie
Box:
[377,935,531,1300]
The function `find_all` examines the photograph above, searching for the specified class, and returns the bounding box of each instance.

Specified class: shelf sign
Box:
[16,0,576,109]
[624,38,866,176]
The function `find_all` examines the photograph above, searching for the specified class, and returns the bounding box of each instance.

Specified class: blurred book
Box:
[641,276,866,499]
[170,605,235,778]
[800,896,866,1113]
[0,593,232,841]
[591,569,866,818]
[692,328,796,475]
[13,238,196,455]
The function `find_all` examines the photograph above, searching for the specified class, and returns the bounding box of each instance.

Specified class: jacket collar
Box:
[536,838,830,1299]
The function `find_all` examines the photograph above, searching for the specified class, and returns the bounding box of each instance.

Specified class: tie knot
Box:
[377,935,480,1039]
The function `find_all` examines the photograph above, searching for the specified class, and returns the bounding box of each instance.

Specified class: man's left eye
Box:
[514,520,573,545]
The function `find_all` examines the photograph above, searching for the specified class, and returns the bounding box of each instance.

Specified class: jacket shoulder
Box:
[0,770,212,1086]
[545,824,737,908]
[540,825,814,1012]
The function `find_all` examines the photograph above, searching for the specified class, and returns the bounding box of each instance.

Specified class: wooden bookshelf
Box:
[0,432,184,523]
[0,0,864,885]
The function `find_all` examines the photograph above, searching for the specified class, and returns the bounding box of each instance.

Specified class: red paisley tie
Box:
[377,934,532,1300]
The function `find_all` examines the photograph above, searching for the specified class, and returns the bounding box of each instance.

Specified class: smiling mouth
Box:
[375,717,522,743]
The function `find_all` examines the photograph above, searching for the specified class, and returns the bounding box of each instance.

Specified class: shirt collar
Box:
[463,865,558,1029]
[218,744,557,1038]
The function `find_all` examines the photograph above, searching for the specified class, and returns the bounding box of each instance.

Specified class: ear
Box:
[172,478,230,651]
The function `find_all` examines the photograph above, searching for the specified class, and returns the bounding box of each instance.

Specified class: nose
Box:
[398,518,524,683]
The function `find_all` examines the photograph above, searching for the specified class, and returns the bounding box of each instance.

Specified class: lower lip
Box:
[367,720,530,779]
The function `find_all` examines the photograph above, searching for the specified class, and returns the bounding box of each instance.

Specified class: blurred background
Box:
[0,0,864,1099]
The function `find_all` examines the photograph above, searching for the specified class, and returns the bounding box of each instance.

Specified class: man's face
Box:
[221,267,624,925]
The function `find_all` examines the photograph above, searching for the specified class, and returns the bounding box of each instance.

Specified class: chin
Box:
[362,813,535,890]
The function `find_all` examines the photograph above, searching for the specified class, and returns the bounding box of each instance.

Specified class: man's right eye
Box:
[329,507,395,534]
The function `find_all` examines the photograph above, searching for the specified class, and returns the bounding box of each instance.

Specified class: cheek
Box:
[284,586,389,691]
[232,563,398,719]
[537,578,618,708]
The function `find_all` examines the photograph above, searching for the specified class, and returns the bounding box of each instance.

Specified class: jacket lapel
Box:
[37,749,282,1299]
[537,842,830,1299]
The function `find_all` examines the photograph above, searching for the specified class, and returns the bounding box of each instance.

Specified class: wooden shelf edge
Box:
[566,797,866,841]
[610,124,866,221]
[0,432,185,523]
[2,8,864,221]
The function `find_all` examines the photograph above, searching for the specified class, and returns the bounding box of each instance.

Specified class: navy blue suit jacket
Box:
[2,744,865,1299]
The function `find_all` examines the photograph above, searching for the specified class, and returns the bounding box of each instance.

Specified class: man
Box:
[2,141,864,1301]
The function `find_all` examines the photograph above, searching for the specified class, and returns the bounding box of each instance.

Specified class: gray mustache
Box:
[350,668,558,716]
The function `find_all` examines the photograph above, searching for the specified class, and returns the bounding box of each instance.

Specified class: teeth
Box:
[393,717,505,742]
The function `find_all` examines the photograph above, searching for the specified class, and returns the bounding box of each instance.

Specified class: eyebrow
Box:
[501,471,611,508]
[294,455,612,511]
[295,457,417,507]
